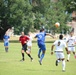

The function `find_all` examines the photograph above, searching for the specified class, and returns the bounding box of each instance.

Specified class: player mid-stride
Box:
[51,34,69,72]
[66,31,76,62]
[35,28,54,65]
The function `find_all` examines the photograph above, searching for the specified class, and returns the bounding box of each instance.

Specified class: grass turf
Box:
[0,42,76,75]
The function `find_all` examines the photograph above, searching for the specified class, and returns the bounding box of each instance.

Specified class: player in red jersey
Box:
[19,32,33,61]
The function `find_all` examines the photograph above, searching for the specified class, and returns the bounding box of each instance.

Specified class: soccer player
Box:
[35,28,54,65]
[26,32,33,55]
[19,32,33,61]
[3,32,10,52]
[51,34,69,72]
[66,31,76,62]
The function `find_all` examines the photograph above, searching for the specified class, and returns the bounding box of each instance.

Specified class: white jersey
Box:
[53,40,67,51]
[27,36,33,46]
[67,36,76,47]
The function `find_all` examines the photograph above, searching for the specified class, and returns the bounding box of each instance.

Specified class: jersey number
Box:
[58,41,61,46]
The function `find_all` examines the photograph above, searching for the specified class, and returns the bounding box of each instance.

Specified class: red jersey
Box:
[19,35,29,45]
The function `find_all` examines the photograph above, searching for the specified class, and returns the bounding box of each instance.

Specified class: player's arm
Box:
[46,33,55,38]
[65,47,69,54]
[51,45,55,55]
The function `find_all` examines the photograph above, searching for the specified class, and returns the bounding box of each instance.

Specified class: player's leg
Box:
[25,45,33,61]
[38,44,41,58]
[61,53,65,71]
[55,52,60,66]
[39,44,46,65]
[62,58,65,72]
[38,48,41,58]
[21,49,25,61]
[4,42,9,52]
[67,47,71,61]
[72,47,76,58]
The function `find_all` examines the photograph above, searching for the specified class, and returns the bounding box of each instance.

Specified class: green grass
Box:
[0,42,76,75]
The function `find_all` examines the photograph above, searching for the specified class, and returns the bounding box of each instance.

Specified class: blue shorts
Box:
[38,43,46,51]
[4,42,9,46]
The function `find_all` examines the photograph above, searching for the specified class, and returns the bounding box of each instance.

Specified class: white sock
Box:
[62,60,65,70]
[58,60,60,63]
[67,54,70,60]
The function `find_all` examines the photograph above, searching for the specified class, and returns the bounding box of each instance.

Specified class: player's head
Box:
[21,32,25,36]
[40,28,45,32]
[59,34,63,40]
[70,31,74,36]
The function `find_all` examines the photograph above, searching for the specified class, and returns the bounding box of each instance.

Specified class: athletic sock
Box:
[67,54,70,60]
[5,47,8,52]
[27,54,33,59]
[22,53,24,60]
[40,53,45,62]
[62,60,65,71]
[58,59,60,63]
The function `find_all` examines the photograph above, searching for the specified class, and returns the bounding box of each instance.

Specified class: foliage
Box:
[0,0,75,36]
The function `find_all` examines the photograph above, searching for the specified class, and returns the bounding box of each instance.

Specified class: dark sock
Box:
[22,53,24,60]
[27,54,32,59]
[5,48,8,52]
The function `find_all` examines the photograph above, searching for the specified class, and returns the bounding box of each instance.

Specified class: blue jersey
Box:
[3,35,10,43]
[36,32,46,44]
[3,35,10,46]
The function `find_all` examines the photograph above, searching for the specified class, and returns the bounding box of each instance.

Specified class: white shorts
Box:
[27,43,32,47]
[68,47,75,52]
[55,52,65,59]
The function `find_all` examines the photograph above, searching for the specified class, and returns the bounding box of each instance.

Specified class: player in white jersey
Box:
[66,31,76,62]
[51,35,69,72]
[26,32,33,54]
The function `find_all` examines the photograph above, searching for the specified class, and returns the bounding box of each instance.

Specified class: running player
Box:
[66,31,76,62]
[51,34,69,72]
[19,32,33,61]
[3,32,10,52]
[26,32,33,55]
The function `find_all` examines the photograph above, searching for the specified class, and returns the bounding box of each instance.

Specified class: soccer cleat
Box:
[31,58,33,62]
[20,58,25,62]
[62,70,65,72]
[39,60,42,65]
[20,60,24,62]
[55,60,58,66]
[67,59,69,62]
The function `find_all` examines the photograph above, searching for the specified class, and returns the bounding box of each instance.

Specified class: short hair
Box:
[59,34,63,39]
[40,28,45,32]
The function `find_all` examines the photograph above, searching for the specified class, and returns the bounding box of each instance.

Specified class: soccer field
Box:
[0,42,76,75]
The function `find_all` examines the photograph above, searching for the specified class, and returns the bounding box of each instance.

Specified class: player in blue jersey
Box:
[3,32,10,52]
[35,28,54,65]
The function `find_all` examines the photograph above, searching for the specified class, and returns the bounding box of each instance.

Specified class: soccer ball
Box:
[55,22,60,28]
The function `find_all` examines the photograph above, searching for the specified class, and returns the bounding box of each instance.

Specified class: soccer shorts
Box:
[27,42,32,47]
[55,51,65,59]
[22,44,27,52]
[68,46,75,52]
[38,43,46,51]
[4,42,9,46]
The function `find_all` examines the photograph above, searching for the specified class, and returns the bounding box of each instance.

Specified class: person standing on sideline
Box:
[35,28,54,65]
[19,32,33,61]
[66,31,76,62]
[3,32,10,52]
[51,34,69,72]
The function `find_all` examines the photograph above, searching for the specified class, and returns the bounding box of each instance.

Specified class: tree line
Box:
[0,0,76,39]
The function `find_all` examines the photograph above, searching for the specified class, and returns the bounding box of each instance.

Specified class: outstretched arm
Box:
[65,47,69,54]
[46,33,55,38]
